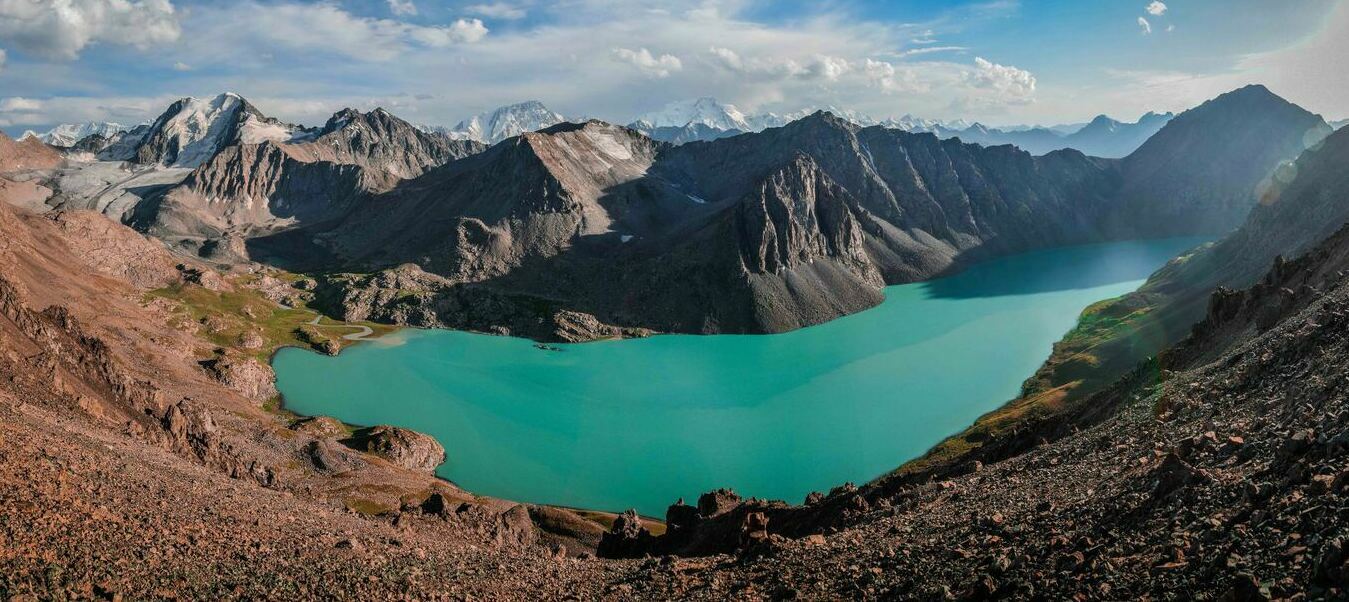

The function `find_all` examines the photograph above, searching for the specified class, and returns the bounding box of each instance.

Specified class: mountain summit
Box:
[632,97,753,131]
[443,101,568,144]
[106,92,314,168]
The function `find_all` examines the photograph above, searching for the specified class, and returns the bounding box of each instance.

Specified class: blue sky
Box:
[1,0,1345,134]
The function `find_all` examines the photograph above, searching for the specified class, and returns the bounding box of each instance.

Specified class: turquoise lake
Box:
[274,239,1204,516]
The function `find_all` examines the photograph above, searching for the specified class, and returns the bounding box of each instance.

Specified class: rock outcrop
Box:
[202,354,278,403]
[343,425,446,472]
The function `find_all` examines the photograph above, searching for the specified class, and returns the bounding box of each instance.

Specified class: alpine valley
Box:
[4,78,1349,601]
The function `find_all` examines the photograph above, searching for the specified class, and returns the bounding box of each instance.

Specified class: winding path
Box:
[306,314,376,341]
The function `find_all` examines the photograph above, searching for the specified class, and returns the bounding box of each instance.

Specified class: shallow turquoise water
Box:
[274,239,1203,515]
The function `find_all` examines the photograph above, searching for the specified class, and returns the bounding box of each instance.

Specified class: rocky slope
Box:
[0,186,651,598]
[0,130,63,173]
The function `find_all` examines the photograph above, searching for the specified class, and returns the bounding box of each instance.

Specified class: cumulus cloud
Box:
[467,2,527,20]
[0,0,1051,129]
[966,57,1036,100]
[173,61,192,71]
[612,47,683,78]
[387,0,417,16]
[1137,16,1152,34]
[1146,2,1167,16]
[0,0,181,60]
[188,3,487,62]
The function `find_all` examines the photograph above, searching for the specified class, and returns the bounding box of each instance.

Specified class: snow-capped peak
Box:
[136,92,311,167]
[35,122,132,147]
[634,97,752,132]
[447,100,567,144]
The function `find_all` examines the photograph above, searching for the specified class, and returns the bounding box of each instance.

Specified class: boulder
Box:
[697,488,742,517]
[493,505,537,547]
[304,439,362,474]
[343,425,446,473]
[202,355,278,403]
[237,331,265,350]
[420,492,451,516]
[666,499,699,532]
[596,509,655,559]
[289,416,349,439]
[1151,453,1213,500]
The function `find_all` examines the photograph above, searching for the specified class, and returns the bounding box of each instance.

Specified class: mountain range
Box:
[8,85,1330,343]
[233,85,1321,340]
[26,96,1174,159]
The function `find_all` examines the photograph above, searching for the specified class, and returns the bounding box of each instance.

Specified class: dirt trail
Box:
[306,314,376,341]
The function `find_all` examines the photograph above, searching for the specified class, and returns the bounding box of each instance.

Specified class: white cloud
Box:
[187,3,487,62]
[1146,2,1167,16]
[0,0,1050,129]
[707,47,854,81]
[612,47,683,78]
[0,0,181,60]
[966,57,1036,99]
[1137,16,1152,34]
[0,97,42,112]
[411,19,490,46]
[387,0,417,17]
[896,46,967,57]
[467,3,527,20]
[173,61,192,71]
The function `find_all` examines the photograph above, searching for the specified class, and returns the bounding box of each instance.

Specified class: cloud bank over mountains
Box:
[0,0,1343,132]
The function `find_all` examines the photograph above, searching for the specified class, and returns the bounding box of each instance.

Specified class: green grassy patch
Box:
[145,273,397,362]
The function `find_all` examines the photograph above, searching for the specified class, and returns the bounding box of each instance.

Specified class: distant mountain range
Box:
[25,122,133,147]
[27,95,1181,160]
[1334,118,1349,130]
[625,96,1175,158]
